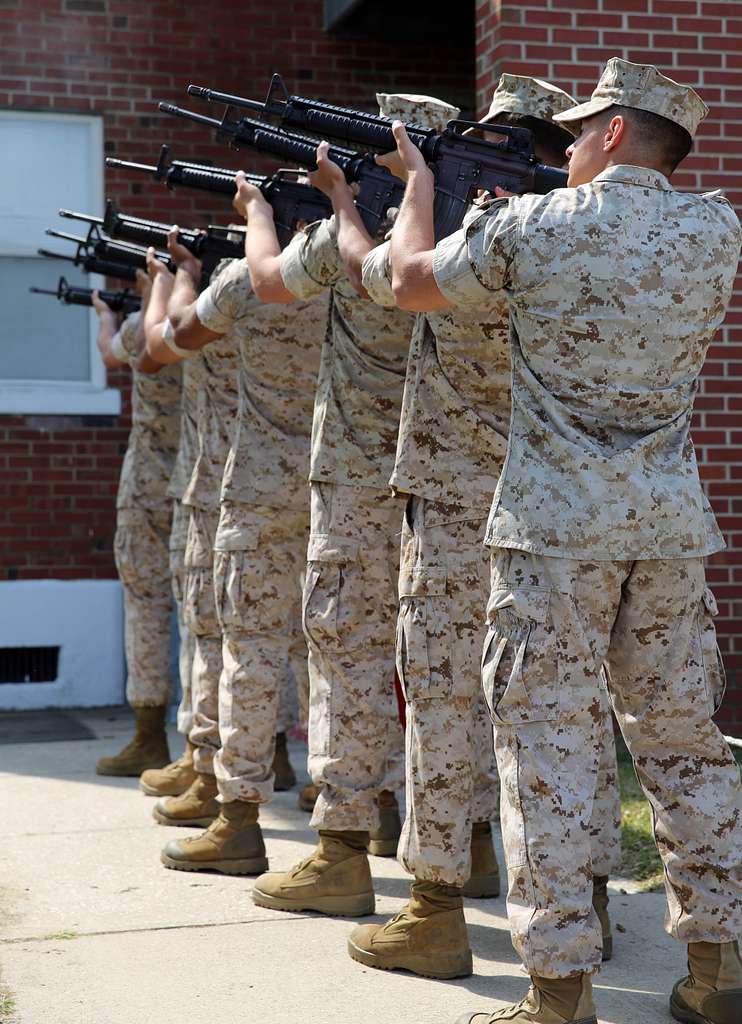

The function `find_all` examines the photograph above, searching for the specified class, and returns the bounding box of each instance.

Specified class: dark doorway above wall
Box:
[325,0,475,45]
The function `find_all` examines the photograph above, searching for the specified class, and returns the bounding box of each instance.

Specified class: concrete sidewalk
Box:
[0,709,683,1024]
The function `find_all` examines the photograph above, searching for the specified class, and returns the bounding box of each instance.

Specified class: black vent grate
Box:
[0,647,60,684]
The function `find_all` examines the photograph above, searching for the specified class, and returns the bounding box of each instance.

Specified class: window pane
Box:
[1,257,91,382]
[0,117,100,257]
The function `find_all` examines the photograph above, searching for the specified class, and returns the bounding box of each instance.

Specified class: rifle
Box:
[30,276,141,315]
[45,227,175,274]
[37,245,138,283]
[158,102,404,236]
[58,201,242,278]
[187,75,568,239]
[106,146,333,247]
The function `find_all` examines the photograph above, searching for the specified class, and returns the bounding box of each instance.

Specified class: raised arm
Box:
[166,227,222,351]
[310,141,374,298]
[383,123,449,312]
[142,249,178,367]
[92,292,125,369]
[235,171,295,304]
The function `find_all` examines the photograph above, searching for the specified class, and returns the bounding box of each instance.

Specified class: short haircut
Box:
[489,111,573,166]
[604,104,693,172]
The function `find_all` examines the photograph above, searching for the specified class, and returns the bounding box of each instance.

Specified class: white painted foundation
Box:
[0,580,124,710]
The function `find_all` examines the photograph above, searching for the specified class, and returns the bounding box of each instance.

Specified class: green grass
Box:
[0,984,18,1023]
[617,737,742,891]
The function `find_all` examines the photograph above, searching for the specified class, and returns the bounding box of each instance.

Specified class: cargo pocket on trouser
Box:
[302,534,361,652]
[481,587,561,726]
[396,567,452,701]
[698,586,727,715]
[302,533,361,759]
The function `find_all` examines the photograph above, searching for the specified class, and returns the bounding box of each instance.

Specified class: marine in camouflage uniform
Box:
[345,77,621,981]
[160,256,327,873]
[96,309,182,776]
[140,356,203,797]
[341,75,618,978]
[399,58,742,1024]
[248,95,459,918]
[148,257,242,829]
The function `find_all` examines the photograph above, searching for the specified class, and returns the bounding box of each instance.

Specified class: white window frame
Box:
[0,110,120,415]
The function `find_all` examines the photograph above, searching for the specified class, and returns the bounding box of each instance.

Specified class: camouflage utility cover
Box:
[376,92,459,130]
[554,57,708,137]
[196,257,327,510]
[116,311,181,512]
[280,216,414,489]
[481,73,577,130]
[433,164,741,559]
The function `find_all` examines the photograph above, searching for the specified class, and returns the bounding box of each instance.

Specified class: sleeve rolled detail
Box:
[162,317,197,359]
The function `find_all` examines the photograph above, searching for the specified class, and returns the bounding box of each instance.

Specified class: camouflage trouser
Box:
[397,499,620,887]
[183,506,222,775]
[114,505,173,708]
[169,499,196,736]
[213,501,309,803]
[305,482,405,832]
[485,549,742,978]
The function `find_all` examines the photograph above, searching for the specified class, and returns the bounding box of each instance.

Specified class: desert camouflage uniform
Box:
[280,214,413,831]
[182,262,241,774]
[433,164,742,976]
[193,257,326,803]
[113,311,181,708]
[167,357,202,734]
[363,207,619,887]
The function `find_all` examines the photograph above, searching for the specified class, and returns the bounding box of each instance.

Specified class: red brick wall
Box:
[475,0,742,728]
[0,0,474,578]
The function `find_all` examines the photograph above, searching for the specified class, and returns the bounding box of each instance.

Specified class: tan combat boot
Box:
[272,732,297,791]
[298,782,319,812]
[140,739,197,796]
[592,875,613,962]
[348,879,473,979]
[463,821,501,899]
[455,974,598,1023]
[367,790,401,857]
[160,799,268,875]
[252,830,375,916]
[152,772,220,827]
[96,706,170,777]
[670,940,742,1024]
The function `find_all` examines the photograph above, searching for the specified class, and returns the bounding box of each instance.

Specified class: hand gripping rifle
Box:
[188,76,568,240]
[30,276,141,315]
[37,244,138,283]
[58,201,242,280]
[158,102,404,237]
[106,146,333,248]
[45,227,175,275]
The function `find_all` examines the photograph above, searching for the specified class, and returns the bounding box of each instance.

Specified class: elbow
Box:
[391,273,421,312]
[252,274,291,305]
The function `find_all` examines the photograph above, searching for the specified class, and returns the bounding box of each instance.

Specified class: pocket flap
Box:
[398,566,447,598]
[307,532,360,563]
[702,586,718,617]
[488,587,550,623]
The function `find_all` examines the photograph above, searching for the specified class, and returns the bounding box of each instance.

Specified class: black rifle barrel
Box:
[29,287,58,295]
[59,208,104,225]
[158,102,224,130]
[187,85,264,113]
[38,247,76,262]
[106,157,159,174]
[46,229,89,244]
